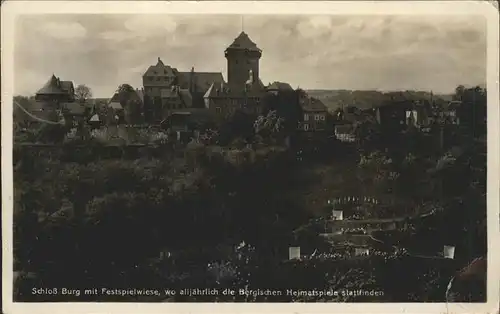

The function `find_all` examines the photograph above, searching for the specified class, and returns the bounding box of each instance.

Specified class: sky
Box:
[14,14,486,97]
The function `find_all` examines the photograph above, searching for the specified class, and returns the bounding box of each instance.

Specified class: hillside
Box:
[305,90,453,111]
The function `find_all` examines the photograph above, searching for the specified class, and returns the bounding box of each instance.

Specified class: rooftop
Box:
[143,57,177,77]
[226,31,261,52]
[36,74,67,95]
[267,81,294,91]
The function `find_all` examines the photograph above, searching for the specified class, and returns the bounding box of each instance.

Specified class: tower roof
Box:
[226,31,261,52]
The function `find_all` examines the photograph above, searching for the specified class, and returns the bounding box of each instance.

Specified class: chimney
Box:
[189,66,195,92]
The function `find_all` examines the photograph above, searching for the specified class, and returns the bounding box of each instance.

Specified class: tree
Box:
[116,84,142,124]
[74,84,93,103]
[453,85,465,101]
[254,110,284,141]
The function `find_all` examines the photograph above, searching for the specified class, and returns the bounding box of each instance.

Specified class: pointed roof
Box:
[143,57,176,77]
[226,31,261,52]
[37,74,66,95]
[89,114,100,122]
[204,83,217,98]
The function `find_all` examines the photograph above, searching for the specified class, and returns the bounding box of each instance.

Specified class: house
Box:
[30,74,76,120]
[266,81,294,95]
[299,96,330,133]
[142,58,212,122]
[14,74,76,126]
[373,100,412,131]
[60,102,90,126]
[442,101,461,125]
[334,122,356,143]
[160,108,215,142]
[261,82,301,134]
[35,74,75,103]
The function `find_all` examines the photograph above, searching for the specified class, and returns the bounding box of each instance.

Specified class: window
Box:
[303,124,309,131]
[215,107,222,114]
[156,77,161,81]
[320,115,325,121]
[304,114,309,121]
[315,115,320,121]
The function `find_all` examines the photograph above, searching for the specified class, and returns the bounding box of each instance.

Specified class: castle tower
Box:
[225,31,262,93]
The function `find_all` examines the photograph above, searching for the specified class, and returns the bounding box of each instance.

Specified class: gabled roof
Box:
[143,57,176,77]
[267,81,294,91]
[302,97,328,112]
[177,71,226,92]
[226,31,261,52]
[36,74,66,95]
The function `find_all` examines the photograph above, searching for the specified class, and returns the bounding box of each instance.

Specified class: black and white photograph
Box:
[2,1,499,313]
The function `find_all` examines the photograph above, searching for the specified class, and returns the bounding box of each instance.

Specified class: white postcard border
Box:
[2,1,499,314]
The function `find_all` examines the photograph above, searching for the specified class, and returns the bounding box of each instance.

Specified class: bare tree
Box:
[75,84,93,103]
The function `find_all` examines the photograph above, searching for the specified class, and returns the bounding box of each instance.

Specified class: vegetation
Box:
[74,84,93,103]
[12,85,487,302]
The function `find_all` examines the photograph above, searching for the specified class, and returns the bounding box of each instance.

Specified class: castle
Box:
[27,31,330,134]
[142,31,267,124]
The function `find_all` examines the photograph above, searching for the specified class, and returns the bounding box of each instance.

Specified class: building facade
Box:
[299,97,329,132]
[33,74,79,124]
[141,31,267,126]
